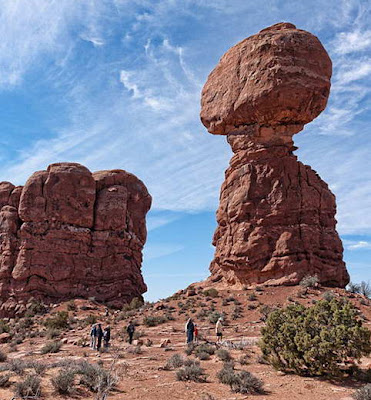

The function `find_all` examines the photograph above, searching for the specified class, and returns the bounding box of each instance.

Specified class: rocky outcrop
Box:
[201,23,349,288]
[0,163,151,316]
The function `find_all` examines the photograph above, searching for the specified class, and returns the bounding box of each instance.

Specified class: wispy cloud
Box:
[332,30,371,55]
[143,243,184,260]
[344,240,371,251]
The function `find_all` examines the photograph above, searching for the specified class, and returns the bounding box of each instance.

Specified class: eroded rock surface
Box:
[201,23,349,287]
[0,163,151,315]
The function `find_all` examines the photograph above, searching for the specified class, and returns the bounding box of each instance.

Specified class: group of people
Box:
[185,317,223,344]
[90,323,111,351]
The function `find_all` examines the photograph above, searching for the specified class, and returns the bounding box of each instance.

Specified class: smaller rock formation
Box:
[201,23,349,288]
[0,163,151,316]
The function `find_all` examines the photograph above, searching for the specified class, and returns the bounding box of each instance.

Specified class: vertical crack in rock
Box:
[0,163,151,316]
[201,22,349,288]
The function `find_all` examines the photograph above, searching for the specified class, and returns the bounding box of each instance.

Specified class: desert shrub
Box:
[260,298,371,376]
[299,275,319,289]
[164,354,184,370]
[77,361,117,393]
[0,351,7,362]
[0,373,11,387]
[8,359,27,375]
[247,303,257,310]
[322,291,335,301]
[25,300,48,317]
[32,361,47,376]
[203,288,218,298]
[216,349,232,362]
[217,362,262,394]
[259,305,275,321]
[248,293,257,301]
[184,342,195,356]
[15,374,41,398]
[51,368,76,394]
[255,286,264,292]
[232,370,264,394]
[46,328,61,339]
[348,282,361,294]
[0,319,10,334]
[239,354,250,365]
[176,360,207,382]
[197,352,210,360]
[354,384,371,400]
[67,300,77,311]
[41,341,62,354]
[217,362,238,386]
[195,344,215,358]
[360,282,371,298]
[44,311,69,330]
[84,314,97,325]
[208,311,223,324]
[143,315,167,327]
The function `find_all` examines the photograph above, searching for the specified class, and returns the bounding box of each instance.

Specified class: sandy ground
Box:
[0,284,370,400]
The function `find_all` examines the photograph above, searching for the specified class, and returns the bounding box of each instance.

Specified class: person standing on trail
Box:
[90,323,97,349]
[194,323,199,343]
[216,317,223,343]
[185,318,195,344]
[103,326,111,348]
[96,323,104,351]
[127,321,135,344]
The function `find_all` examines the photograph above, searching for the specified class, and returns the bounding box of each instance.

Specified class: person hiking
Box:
[127,321,135,344]
[103,326,111,348]
[185,318,195,344]
[216,317,223,343]
[96,323,104,351]
[194,323,199,343]
[90,323,97,349]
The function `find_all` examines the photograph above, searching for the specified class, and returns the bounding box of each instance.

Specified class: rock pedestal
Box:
[201,23,349,287]
[0,163,151,315]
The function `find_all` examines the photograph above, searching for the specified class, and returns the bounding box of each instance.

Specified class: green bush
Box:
[51,368,76,394]
[354,384,371,400]
[84,314,97,326]
[260,298,371,376]
[44,311,69,329]
[15,374,41,398]
[67,300,77,311]
[41,341,62,354]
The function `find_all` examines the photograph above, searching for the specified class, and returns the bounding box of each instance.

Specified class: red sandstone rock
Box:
[201,23,349,288]
[0,163,151,316]
[201,22,331,136]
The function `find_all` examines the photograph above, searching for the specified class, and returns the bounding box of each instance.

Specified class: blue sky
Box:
[0,0,370,301]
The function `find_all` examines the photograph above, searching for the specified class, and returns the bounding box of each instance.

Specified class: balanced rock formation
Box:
[0,163,151,316]
[201,22,349,288]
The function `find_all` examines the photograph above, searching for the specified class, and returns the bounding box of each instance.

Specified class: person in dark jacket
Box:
[185,318,195,344]
[96,323,104,351]
[103,326,111,348]
[127,321,135,344]
[90,324,97,349]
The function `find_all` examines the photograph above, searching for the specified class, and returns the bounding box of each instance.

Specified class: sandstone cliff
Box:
[0,163,151,315]
[201,22,349,287]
